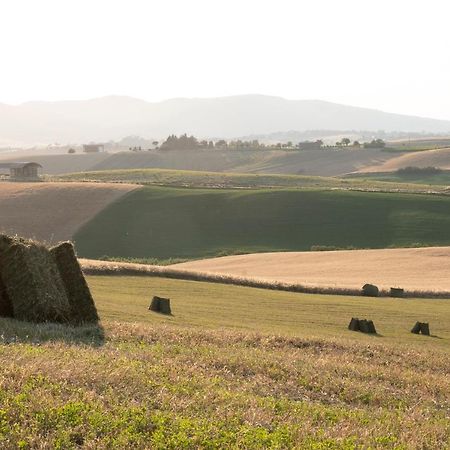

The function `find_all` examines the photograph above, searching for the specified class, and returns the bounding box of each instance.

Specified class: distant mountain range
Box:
[1,95,450,146]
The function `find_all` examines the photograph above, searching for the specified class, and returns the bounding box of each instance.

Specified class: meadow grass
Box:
[56,167,443,192]
[0,275,448,448]
[349,171,450,186]
[74,186,450,259]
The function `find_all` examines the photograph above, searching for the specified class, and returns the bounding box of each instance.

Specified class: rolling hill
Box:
[0,147,397,176]
[73,186,450,260]
[360,147,450,173]
[2,94,450,145]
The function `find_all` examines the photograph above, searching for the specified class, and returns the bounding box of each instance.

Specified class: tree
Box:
[341,138,351,147]
[353,141,361,147]
[67,148,76,154]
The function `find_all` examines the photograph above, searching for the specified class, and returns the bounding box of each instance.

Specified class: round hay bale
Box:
[390,287,404,298]
[362,284,379,297]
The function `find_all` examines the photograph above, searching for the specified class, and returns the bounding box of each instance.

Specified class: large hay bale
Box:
[0,242,72,323]
[390,287,404,298]
[0,275,13,318]
[362,284,379,297]
[50,242,99,324]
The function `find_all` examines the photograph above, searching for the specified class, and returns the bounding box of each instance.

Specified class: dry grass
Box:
[360,147,450,173]
[0,317,448,449]
[0,275,448,448]
[171,247,450,292]
[0,182,137,244]
[80,246,450,297]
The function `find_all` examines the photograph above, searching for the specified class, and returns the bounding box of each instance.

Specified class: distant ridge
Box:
[1,94,450,145]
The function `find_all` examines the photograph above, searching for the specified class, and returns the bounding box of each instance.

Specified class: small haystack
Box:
[348,317,377,334]
[51,242,99,324]
[362,284,379,297]
[411,322,430,336]
[390,287,404,298]
[0,234,98,325]
[149,296,171,315]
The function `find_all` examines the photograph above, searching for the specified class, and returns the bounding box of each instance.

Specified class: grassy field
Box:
[0,275,448,448]
[57,167,450,193]
[74,186,450,260]
[56,168,435,191]
[348,170,450,186]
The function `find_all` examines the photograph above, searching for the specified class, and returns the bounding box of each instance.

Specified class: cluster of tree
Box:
[363,139,386,149]
[396,166,442,176]
[160,134,214,150]
[154,134,387,151]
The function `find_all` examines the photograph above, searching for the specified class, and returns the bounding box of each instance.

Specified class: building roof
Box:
[0,162,43,169]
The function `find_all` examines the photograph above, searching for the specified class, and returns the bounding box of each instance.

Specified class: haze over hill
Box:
[2,95,450,146]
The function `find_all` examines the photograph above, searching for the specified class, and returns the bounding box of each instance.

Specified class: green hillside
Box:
[74,186,450,260]
[348,170,450,186]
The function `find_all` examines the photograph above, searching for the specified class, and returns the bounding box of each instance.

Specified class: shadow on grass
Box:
[0,317,105,347]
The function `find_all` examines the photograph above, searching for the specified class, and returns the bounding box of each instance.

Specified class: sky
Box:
[1,0,450,120]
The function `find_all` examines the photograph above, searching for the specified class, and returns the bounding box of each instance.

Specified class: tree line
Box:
[148,134,387,151]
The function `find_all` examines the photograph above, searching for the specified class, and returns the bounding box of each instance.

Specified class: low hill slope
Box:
[172,247,450,292]
[73,186,450,260]
[0,152,110,175]
[59,167,445,192]
[88,148,396,177]
[360,147,450,173]
[0,182,137,243]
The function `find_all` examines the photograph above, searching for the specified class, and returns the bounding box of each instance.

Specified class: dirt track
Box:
[0,182,137,243]
[171,247,450,292]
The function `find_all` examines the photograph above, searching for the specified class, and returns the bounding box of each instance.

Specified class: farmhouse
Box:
[0,162,42,180]
[83,144,105,153]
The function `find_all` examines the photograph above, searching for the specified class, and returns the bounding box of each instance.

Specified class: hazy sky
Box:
[1,0,450,120]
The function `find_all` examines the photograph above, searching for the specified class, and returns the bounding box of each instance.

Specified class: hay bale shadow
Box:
[0,317,105,347]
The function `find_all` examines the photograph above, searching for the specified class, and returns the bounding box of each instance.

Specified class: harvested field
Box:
[0,182,137,243]
[0,152,110,175]
[171,247,450,292]
[360,147,450,173]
